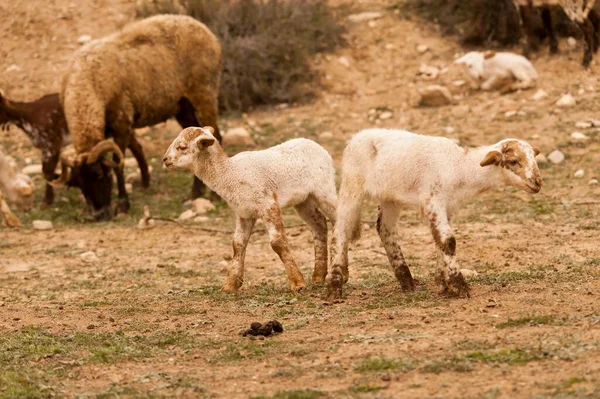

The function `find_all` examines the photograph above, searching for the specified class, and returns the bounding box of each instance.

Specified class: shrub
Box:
[136,0,345,112]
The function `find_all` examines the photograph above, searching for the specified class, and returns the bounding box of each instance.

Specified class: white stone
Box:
[193,216,210,223]
[547,150,565,164]
[588,178,599,185]
[567,37,577,47]
[418,85,452,107]
[418,64,439,80]
[21,164,43,175]
[338,56,350,67]
[378,111,393,120]
[535,153,548,164]
[178,209,196,220]
[347,12,383,23]
[318,131,333,141]
[443,126,455,134]
[505,110,517,118]
[532,134,540,139]
[531,89,548,101]
[5,64,21,73]
[590,119,600,127]
[367,20,377,28]
[571,132,590,141]
[452,80,466,87]
[556,94,576,108]
[574,169,585,178]
[80,251,98,263]
[460,269,478,278]
[416,44,429,54]
[125,183,133,194]
[223,127,254,147]
[124,157,137,168]
[76,240,86,249]
[384,43,395,50]
[575,121,593,129]
[192,198,215,215]
[32,220,53,230]
[77,34,92,44]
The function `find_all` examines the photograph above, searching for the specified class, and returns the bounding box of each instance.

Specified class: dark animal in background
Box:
[55,14,223,221]
[513,0,599,67]
[0,91,149,208]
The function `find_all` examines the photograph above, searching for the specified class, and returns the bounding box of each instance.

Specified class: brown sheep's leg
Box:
[41,151,60,207]
[294,197,328,284]
[580,18,595,68]
[127,135,150,188]
[112,135,131,215]
[541,7,558,54]
[590,9,600,53]
[520,5,538,57]
[262,200,306,293]
[376,202,415,292]
[222,216,256,293]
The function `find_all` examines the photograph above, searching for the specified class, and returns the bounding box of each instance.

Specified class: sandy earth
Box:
[1,0,600,398]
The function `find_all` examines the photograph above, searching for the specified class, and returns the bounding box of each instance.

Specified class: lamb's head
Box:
[4,174,34,210]
[455,51,485,80]
[49,141,124,221]
[480,139,543,194]
[163,126,217,171]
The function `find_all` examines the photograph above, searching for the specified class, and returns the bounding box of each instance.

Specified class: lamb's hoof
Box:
[399,277,416,292]
[290,282,306,294]
[221,284,239,294]
[114,199,130,215]
[394,265,415,292]
[325,275,343,302]
[446,272,471,298]
[311,274,326,284]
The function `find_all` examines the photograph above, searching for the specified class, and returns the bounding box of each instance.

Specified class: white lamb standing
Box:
[0,148,34,227]
[455,51,538,92]
[163,126,337,293]
[327,129,543,300]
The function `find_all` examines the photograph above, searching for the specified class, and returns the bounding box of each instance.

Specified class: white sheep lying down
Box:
[327,128,543,300]
[163,127,337,293]
[455,51,538,91]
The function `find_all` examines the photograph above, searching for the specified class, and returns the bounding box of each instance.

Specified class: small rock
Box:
[378,111,393,120]
[574,169,585,178]
[124,158,137,168]
[589,119,600,127]
[535,153,548,164]
[223,127,254,147]
[384,43,395,50]
[21,164,43,175]
[505,110,517,118]
[76,240,86,249]
[338,56,351,67]
[589,178,599,185]
[87,324,96,330]
[193,216,210,223]
[416,44,429,54]
[32,220,53,230]
[5,64,21,73]
[443,126,455,134]
[137,217,155,230]
[125,183,133,194]
[532,134,540,139]
[418,85,452,107]
[77,34,92,44]
[460,269,478,278]
[178,209,196,220]
[571,132,590,141]
[556,94,576,108]
[218,260,228,269]
[347,11,383,23]
[318,131,333,141]
[547,150,565,164]
[418,64,439,80]
[192,198,215,215]
[80,251,98,263]
[362,223,371,231]
[567,37,577,47]
[575,121,593,129]
[531,89,548,101]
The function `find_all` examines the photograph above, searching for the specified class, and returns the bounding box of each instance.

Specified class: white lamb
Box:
[327,129,543,300]
[163,126,337,293]
[0,148,34,227]
[455,51,538,92]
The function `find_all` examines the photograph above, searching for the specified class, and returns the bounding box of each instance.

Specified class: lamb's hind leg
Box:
[377,201,415,292]
[425,200,469,298]
[222,216,256,293]
[294,197,328,284]
[263,200,306,292]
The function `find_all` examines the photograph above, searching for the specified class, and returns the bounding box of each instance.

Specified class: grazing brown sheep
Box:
[53,15,222,221]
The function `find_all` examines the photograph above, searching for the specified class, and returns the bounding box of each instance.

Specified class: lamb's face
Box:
[455,52,485,80]
[163,126,216,171]
[6,174,34,210]
[480,139,543,194]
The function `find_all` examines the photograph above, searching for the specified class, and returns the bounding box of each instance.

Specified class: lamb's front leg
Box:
[425,201,470,298]
[263,202,306,292]
[377,201,415,292]
[222,215,256,293]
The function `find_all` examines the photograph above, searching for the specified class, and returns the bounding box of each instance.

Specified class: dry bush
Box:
[136,0,345,112]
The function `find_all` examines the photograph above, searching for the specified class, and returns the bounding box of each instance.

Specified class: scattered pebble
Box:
[338,56,351,67]
[443,126,455,134]
[574,169,585,178]
[223,127,254,147]
[460,269,478,278]
[575,121,593,129]
[125,183,133,194]
[567,37,577,47]
[77,34,92,44]
[589,178,599,185]
[178,209,196,221]
[505,110,517,118]
[547,150,565,164]
[418,64,439,80]
[80,251,98,263]
[32,220,53,230]
[5,64,21,73]
[570,132,590,141]
[21,164,43,175]
[378,111,393,120]
[416,44,429,54]
[319,131,333,141]
[347,12,383,23]
[531,89,548,101]
[418,85,452,107]
[535,153,548,164]
[555,94,576,108]
[193,216,210,223]
[192,198,215,215]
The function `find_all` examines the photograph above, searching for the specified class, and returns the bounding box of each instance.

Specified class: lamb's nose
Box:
[162,156,168,163]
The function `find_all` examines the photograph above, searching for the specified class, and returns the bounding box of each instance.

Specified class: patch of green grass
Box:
[561,377,586,389]
[0,369,51,399]
[354,357,413,373]
[252,390,326,399]
[464,348,547,365]
[497,315,556,329]
[209,340,277,364]
[168,305,199,316]
[421,358,474,374]
[349,384,385,393]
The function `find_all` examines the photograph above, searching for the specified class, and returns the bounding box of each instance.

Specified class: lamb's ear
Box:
[196,135,215,149]
[483,50,496,59]
[480,150,502,167]
[532,147,541,156]
[203,126,215,135]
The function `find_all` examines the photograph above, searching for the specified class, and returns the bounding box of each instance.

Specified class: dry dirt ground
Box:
[1,0,600,398]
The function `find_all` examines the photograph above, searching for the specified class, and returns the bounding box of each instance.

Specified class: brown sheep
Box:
[53,15,222,221]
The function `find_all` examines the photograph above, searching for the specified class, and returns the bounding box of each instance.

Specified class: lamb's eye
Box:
[177,143,188,151]
[508,160,519,167]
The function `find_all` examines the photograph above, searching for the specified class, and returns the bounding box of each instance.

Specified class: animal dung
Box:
[240,320,284,337]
